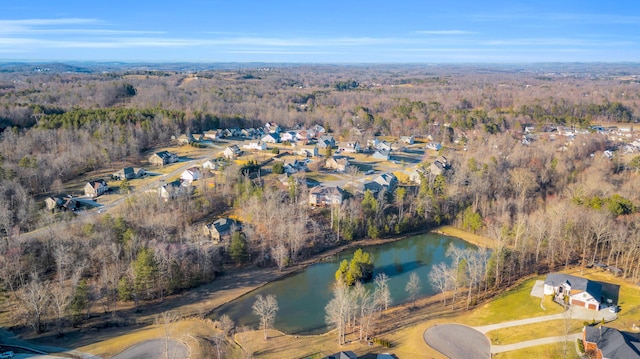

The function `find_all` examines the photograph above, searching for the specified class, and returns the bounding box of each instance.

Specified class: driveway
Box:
[424,324,490,359]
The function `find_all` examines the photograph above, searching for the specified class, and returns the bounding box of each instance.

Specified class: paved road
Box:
[424,324,490,359]
[111,339,188,359]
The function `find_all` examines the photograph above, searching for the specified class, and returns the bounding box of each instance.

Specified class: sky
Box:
[1,1,639,63]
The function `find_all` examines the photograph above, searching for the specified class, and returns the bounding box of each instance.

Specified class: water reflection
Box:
[211,232,475,334]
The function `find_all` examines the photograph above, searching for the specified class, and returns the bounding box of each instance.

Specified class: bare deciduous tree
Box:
[325,282,349,345]
[373,273,391,311]
[405,272,421,308]
[252,294,279,340]
[16,273,51,333]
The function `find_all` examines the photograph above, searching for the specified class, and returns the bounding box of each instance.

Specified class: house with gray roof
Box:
[322,351,357,359]
[309,186,345,206]
[359,173,398,196]
[317,135,336,149]
[372,149,391,161]
[203,218,239,242]
[543,273,602,310]
[149,151,178,166]
[583,326,640,358]
[44,195,78,212]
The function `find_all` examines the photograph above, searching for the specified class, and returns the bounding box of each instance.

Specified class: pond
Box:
[211,232,476,334]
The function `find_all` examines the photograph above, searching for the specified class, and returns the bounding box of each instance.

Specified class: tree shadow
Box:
[372,260,423,280]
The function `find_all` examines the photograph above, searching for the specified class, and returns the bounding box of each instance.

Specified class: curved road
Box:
[111,339,188,359]
[425,306,616,356]
[424,324,490,359]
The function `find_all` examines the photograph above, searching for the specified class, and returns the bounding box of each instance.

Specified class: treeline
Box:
[0,65,640,337]
[517,99,634,125]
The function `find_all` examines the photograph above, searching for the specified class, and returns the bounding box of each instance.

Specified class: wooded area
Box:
[0,63,639,337]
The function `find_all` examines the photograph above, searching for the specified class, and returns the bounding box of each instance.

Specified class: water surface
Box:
[212,232,475,334]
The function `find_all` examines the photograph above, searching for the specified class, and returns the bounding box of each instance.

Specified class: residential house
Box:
[400,135,415,144]
[243,141,268,151]
[44,195,78,212]
[113,167,135,180]
[309,186,345,206]
[203,218,239,242]
[322,351,357,359]
[297,147,319,157]
[223,145,243,159]
[308,124,326,138]
[158,180,192,201]
[180,167,202,184]
[341,141,361,153]
[409,166,427,184]
[317,135,336,149]
[429,156,450,176]
[149,151,178,166]
[425,142,442,151]
[202,159,220,171]
[279,173,306,187]
[360,173,398,195]
[261,133,281,143]
[265,122,281,133]
[112,167,146,180]
[543,273,602,311]
[203,130,221,141]
[177,133,196,145]
[84,179,108,198]
[296,130,311,142]
[325,156,350,172]
[372,149,391,161]
[583,326,640,359]
[280,131,298,143]
[367,138,381,150]
[377,141,393,152]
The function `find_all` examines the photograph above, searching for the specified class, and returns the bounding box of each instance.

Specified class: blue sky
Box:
[1,1,639,63]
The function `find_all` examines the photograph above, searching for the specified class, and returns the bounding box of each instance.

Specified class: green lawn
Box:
[493,342,580,359]
[487,319,584,345]
[461,277,564,326]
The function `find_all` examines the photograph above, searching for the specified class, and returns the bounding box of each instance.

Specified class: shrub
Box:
[373,337,392,348]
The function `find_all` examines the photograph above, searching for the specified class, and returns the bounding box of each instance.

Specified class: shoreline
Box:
[20,225,493,355]
[206,225,496,332]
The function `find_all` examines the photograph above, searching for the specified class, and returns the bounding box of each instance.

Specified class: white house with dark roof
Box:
[223,145,243,159]
[261,132,281,143]
[180,167,202,184]
[543,273,602,311]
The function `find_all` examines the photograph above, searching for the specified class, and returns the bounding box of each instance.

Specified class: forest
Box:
[0,63,639,336]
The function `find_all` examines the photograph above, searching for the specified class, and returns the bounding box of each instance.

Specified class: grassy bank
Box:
[432,225,496,248]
